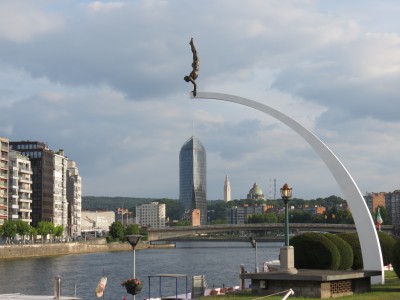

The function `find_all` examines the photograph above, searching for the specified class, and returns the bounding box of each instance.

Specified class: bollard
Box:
[54,275,62,299]
[240,265,245,290]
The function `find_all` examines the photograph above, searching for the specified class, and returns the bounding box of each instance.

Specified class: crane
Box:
[85,216,96,229]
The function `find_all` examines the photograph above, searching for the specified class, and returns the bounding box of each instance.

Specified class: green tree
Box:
[158,198,181,222]
[108,221,125,242]
[37,221,53,243]
[247,214,265,224]
[264,213,278,223]
[126,224,140,235]
[29,227,38,242]
[173,220,191,226]
[1,220,17,243]
[53,225,64,240]
[15,220,31,243]
[210,219,226,225]
[207,200,228,223]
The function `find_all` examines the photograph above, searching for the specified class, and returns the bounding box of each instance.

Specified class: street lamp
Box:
[279,183,297,274]
[249,237,258,273]
[281,183,292,247]
[126,235,143,299]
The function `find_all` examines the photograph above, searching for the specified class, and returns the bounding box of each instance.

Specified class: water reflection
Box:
[0,241,281,299]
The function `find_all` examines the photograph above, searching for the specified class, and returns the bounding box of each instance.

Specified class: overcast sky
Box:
[1,1,400,201]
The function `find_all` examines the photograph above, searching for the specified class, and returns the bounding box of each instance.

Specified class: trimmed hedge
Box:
[290,232,340,270]
[324,233,353,270]
[337,232,363,270]
[338,231,396,270]
[391,240,400,279]
[377,231,396,266]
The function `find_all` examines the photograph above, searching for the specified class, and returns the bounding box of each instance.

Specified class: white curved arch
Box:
[193,92,383,283]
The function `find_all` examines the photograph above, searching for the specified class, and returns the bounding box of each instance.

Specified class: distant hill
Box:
[82,196,177,211]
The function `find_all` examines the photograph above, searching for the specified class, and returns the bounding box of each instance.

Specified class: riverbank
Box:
[0,239,172,260]
[213,271,400,299]
[171,236,285,242]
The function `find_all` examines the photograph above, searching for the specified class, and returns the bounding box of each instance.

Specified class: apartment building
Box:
[67,160,82,238]
[53,150,68,231]
[364,192,386,212]
[8,150,33,223]
[227,205,267,224]
[0,137,9,224]
[136,202,166,228]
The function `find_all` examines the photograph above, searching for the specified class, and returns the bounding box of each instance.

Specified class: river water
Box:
[0,241,281,300]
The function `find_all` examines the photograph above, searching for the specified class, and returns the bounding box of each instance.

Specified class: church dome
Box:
[247,182,265,200]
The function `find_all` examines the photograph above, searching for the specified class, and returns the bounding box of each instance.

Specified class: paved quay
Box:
[241,269,382,298]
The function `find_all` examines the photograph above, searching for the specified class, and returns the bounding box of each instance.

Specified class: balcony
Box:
[19,168,33,174]
[19,197,32,202]
[20,207,32,213]
[19,188,32,194]
[19,177,33,184]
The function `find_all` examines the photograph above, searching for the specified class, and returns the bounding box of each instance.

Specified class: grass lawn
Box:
[202,271,400,300]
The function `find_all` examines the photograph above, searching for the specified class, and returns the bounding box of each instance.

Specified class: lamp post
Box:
[126,235,142,300]
[279,183,298,274]
[249,237,258,273]
[281,183,292,247]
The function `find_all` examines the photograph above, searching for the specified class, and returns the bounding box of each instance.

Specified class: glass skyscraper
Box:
[179,136,207,225]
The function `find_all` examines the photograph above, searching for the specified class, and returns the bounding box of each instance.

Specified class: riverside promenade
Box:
[0,239,169,260]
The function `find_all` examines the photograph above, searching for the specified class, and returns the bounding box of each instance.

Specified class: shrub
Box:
[391,240,400,279]
[324,233,353,270]
[290,232,340,270]
[337,232,363,270]
[377,231,396,266]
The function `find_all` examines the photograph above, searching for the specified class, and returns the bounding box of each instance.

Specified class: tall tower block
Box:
[224,175,231,202]
[179,136,207,225]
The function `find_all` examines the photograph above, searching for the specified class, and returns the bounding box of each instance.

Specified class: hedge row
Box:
[291,231,396,271]
[290,232,342,270]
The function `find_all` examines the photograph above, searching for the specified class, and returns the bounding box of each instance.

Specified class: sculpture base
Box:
[279,246,298,274]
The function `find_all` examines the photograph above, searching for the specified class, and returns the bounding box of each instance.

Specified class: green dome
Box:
[247,182,265,200]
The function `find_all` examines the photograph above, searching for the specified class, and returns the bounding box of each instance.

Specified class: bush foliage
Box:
[324,233,353,270]
[337,231,396,270]
[337,232,363,270]
[391,240,400,279]
[377,231,396,266]
[290,232,340,270]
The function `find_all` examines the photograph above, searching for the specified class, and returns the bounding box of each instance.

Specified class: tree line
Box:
[0,220,64,243]
[82,195,391,226]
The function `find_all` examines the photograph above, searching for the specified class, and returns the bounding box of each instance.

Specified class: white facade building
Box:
[8,150,33,223]
[53,150,68,232]
[0,137,9,224]
[81,210,115,232]
[136,202,166,228]
[67,160,82,238]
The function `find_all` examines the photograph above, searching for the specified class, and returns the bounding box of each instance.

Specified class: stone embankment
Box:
[0,239,165,260]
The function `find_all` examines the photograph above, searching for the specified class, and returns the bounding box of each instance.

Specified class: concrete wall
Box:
[0,240,136,260]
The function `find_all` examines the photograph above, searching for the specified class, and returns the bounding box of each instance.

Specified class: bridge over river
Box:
[146,223,394,241]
